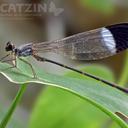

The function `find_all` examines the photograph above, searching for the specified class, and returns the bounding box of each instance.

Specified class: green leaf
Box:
[0,59,128,128]
[81,0,115,14]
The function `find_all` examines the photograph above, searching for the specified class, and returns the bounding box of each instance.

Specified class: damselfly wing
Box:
[32,23,128,60]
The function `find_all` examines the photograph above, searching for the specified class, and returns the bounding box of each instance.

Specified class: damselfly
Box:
[1,23,128,93]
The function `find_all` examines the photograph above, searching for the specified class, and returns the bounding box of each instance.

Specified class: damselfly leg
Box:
[0,54,37,78]
[0,54,17,72]
[18,57,37,78]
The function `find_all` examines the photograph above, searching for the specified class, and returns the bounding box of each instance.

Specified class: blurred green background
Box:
[0,0,128,128]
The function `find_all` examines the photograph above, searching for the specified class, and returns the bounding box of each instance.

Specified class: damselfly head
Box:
[5,41,15,52]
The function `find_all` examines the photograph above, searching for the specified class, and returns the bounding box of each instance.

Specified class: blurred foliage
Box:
[118,52,128,86]
[81,0,115,14]
[29,87,111,128]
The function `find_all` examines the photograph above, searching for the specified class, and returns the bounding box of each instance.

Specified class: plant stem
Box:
[0,84,27,128]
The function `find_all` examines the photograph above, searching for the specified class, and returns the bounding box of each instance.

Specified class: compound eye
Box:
[7,41,11,46]
[5,41,14,51]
